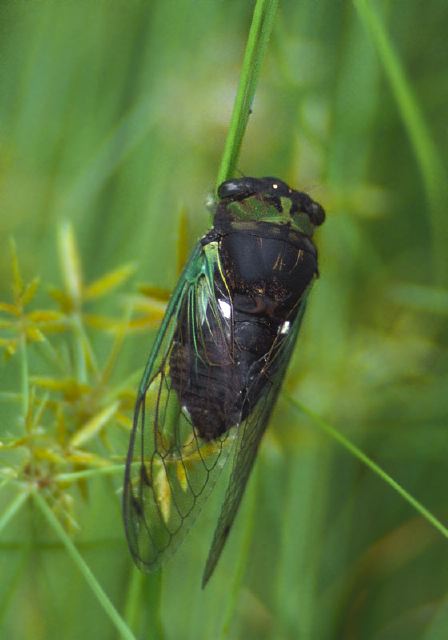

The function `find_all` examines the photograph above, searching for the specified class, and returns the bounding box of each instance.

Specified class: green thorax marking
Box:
[226,195,314,237]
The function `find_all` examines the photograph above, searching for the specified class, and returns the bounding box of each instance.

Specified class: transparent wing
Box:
[123,242,237,571]
[201,297,309,587]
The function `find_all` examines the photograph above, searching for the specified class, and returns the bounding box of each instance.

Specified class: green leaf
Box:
[64,451,113,468]
[0,302,19,316]
[31,376,90,400]
[25,327,45,343]
[137,285,171,302]
[84,264,135,301]
[58,222,83,305]
[9,239,24,306]
[21,278,40,307]
[83,314,127,331]
[28,309,66,325]
[69,401,120,448]
[48,287,74,313]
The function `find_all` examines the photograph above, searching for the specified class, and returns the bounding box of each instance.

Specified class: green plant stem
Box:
[0,478,11,492]
[54,464,125,483]
[0,545,31,628]
[73,312,100,381]
[353,0,448,280]
[0,392,21,403]
[73,314,88,383]
[215,0,279,189]
[33,491,137,640]
[423,592,448,640]
[144,573,164,640]
[20,334,29,420]
[288,396,448,540]
[0,490,29,535]
[124,571,164,640]
[35,336,67,374]
[123,568,144,633]
[218,464,259,639]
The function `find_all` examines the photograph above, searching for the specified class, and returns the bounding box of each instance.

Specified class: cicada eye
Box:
[260,177,292,198]
[218,178,258,200]
[290,191,325,226]
[310,202,325,226]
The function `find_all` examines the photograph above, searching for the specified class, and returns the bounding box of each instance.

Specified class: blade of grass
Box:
[123,568,145,633]
[33,491,137,640]
[215,0,279,188]
[0,478,12,492]
[353,0,448,280]
[218,464,259,639]
[423,595,448,640]
[54,464,125,484]
[0,490,29,535]
[0,392,22,402]
[142,573,164,640]
[19,334,29,420]
[123,569,164,640]
[274,446,326,638]
[287,395,448,541]
[56,94,159,221]
[0,545,32,628]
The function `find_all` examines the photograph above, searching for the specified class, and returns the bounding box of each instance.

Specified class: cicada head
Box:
[215,176,325,237]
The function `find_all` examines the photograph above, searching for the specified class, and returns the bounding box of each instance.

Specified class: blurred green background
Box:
[1,1,448,638]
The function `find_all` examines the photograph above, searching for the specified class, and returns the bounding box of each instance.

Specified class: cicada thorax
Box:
[219,221,318,418]
[219,220,318,317]
[169,220,318,442]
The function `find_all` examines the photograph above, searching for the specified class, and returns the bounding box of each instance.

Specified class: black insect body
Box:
[123,176,325,586]
[170,221,318,442]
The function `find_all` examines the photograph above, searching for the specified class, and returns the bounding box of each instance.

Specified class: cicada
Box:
[123,176,325,586]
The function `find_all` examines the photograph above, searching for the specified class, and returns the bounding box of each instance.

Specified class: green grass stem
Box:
[54,464,126,484]
[215,0,279,188]
[353,0,448,280]
[123,569,145,633]
[0,490,29,535]
[289,396,448,541]
[218,465,259,638]
[19,334,29,422]
[33,491,137,640]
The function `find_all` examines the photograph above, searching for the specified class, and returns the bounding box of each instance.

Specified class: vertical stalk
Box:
[33,491,137,640]
[288,396,448,541]
[19,333,29,421]
[353,0,448,281]
[0,490,29,535]
[215,0,279,188]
